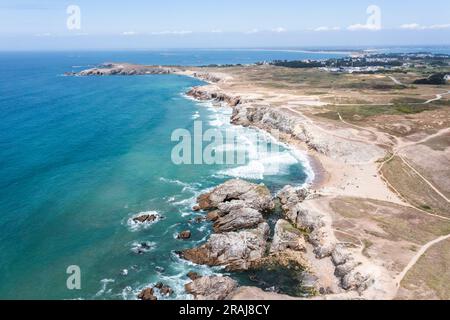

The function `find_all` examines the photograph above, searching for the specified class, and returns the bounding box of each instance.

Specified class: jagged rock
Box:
[137,288,157,301]
[206,211,220,222]
[187,271,201,281]
[193,216,205,223]
[177,230,192,240]
[309,229,335,259]
[231,104,385,163]
[277,187,325,232]
[270,219,306,253]
[155,283,173,296]
[278,186,309,206]
[181,223,270,271]
[217,200,246,216]
[335,259,359,278]
[213,207,263,233]
[331,244,351,266]
[192,205,201,212]
[195,179,274,213]
[133,213,158,224]
[341,269,372,292]
[295,204,325,232]
[187,87,241,106]
[185,276,238,300]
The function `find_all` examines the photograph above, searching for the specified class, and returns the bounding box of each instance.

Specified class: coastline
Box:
[179,69,401,300]
[70,62,450,301]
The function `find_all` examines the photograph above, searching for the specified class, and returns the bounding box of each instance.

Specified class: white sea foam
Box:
[191,112,200,120]
[126,211,161,232]
[159,177,201,194]
[95,279,115,297]
[130,241,157,254]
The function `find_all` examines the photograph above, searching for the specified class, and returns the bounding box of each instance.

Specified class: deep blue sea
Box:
[0,48,438,299]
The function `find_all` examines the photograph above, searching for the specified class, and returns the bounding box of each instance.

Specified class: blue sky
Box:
[1,0,450,50]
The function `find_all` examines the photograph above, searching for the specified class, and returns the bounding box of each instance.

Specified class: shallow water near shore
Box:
[0,50,343,299]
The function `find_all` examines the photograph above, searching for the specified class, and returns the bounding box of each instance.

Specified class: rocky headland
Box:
[180,179,384,300]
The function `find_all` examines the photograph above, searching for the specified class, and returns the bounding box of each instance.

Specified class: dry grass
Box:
[381,156,450,217]
[330,197,450,244]
[398,238,450,300]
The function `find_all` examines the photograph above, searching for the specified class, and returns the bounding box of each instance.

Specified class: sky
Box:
[1,0,450,50]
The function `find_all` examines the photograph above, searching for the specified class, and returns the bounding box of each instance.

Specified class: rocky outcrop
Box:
[133,213,159,224]
[185,276,238,300]
[230,104,385,163]
[191,72,224,83]
[155,282,173,297]
[187,271,201,281]
[177,230,192,240]
[181,180,275,271]
[278,187,324,232]
[213,207,263,233]
[137,288,157,301]
[187,86,242,107]
[68,63,175,76]
[277,186,373,294]
[196,179,274,213]
[270,219,306,254]
[181,222,270,271]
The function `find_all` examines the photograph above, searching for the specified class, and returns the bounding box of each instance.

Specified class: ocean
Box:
[0,48,372,299]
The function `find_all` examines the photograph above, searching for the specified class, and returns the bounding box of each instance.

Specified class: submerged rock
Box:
[185,276,238,300]
[177,230,192,240]
[155,282,173,296]
[133,213,158,224]
[181,223,270,271]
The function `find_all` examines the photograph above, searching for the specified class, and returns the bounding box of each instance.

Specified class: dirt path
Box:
[424,90,450,104]
[395,234,450,289]
[400,156,450,203]
[388,76,403,86]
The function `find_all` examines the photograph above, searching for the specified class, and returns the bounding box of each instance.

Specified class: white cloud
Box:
[272,27,287,33]
[400,23,422,30]
[245,28,260,34]
[122,31,137,36]
[150,30,192,35]
[427,23,450,30]
[313,26,341,32]
[347,23,381,31]
[210,29,223,33]
[400,23,450,30]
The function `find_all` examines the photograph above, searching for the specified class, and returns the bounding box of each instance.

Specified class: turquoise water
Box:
[0,50,340,300]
